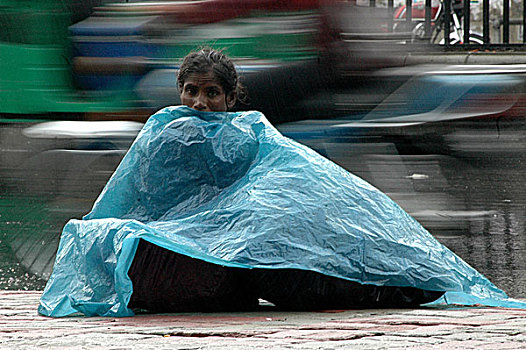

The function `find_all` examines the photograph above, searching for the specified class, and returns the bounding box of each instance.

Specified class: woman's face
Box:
[180,71,236,112]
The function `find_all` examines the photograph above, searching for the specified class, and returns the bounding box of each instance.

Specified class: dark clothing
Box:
[128,240,444,313]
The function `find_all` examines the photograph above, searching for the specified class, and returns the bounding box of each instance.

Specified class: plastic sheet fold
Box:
[39,106,526,317]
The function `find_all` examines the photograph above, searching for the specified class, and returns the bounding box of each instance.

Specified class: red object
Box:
[394,1,440,22]
[162,0,339,25]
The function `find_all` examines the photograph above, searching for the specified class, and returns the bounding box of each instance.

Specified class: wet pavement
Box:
[2,291,526,349]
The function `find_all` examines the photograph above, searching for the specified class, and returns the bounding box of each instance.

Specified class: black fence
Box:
[365,0,526,50]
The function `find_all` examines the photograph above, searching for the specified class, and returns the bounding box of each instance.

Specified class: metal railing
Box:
[368,0,526,50]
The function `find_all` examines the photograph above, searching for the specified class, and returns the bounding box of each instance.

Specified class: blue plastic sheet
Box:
[39,106,526,317]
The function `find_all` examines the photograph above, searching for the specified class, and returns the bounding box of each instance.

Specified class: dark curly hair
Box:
[177,47,246,106]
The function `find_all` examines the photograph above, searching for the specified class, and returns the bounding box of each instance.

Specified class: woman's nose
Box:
[192,94,208,111]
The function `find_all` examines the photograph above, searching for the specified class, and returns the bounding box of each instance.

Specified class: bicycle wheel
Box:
[438,32,484,45]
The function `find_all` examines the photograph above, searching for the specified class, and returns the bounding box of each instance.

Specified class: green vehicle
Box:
[0,0,141,118]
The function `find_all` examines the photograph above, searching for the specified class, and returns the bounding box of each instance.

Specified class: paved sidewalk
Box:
[1,291,526,349]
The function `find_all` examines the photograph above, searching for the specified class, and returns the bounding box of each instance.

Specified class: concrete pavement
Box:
[1,291,526,349]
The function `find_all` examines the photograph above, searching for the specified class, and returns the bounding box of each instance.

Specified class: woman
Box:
[177,49,239,113]
[127,48,442,312]
[38,48,525,317]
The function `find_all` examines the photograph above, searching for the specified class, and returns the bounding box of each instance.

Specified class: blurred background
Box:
[1,0,526,300]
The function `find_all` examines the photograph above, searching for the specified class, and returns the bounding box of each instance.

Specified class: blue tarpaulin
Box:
[38,106,526,317]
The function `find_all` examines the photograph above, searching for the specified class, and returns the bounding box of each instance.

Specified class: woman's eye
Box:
[207,88,220,98]
[185,87,197,95]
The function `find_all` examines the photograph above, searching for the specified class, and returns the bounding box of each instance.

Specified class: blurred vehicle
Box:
[0,0,142,118]
[70,0,347,124]
[278,64,526,229]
